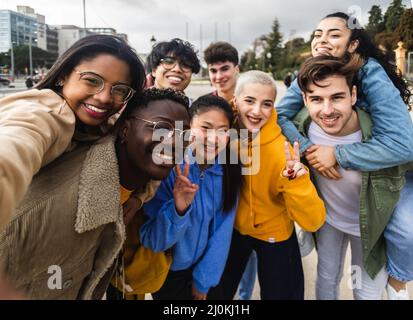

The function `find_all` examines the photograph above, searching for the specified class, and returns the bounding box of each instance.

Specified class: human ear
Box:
[348,40,359,53]
[119,121,130,143]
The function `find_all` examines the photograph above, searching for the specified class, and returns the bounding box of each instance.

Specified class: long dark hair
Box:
[37,34,146,109]
[324,12,412,110]
[189,94,241,213]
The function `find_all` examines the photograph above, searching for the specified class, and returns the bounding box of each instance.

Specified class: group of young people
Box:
[0,11,412,301]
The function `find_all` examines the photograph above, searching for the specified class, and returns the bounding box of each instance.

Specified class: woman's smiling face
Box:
[311,17,359,58]
[61,53,132,126]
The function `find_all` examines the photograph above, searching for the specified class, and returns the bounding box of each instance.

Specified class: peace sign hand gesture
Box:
[282,141,308,180]
[174,155,199,216]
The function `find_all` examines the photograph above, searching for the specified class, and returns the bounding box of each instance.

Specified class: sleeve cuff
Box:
[335,145,350,169]
[192,278,209,294]
[166,200,191,225]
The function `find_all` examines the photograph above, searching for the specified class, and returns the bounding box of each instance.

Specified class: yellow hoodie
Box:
[235,109,325,243]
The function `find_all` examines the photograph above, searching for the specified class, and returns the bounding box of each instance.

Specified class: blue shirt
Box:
[140,153,236,294]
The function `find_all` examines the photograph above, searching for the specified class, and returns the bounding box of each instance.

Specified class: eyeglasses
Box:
[159,56,193,73]
[129,116,191,143]
[74,70,136,104]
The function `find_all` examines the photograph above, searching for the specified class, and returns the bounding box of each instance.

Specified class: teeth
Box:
[247,116,261,124]
[168,76,182,82]
[155,153,173,161]
[84,104,108,113]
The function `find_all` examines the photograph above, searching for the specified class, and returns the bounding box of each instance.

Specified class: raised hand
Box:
[282,141,308,180]
[174,155,199,215]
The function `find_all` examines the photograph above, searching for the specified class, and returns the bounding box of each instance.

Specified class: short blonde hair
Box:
[235,70,277,98]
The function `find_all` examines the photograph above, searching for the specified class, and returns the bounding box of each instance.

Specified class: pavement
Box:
[0,79,27,98]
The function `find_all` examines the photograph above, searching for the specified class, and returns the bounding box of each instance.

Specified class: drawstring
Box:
[248,144,253,219]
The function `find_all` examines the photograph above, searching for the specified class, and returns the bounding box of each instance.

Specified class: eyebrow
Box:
[314,28,343,33]
[200,120,227,127]
[308,92,347,97]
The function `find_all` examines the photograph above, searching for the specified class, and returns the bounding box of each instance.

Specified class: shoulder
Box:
[359,57,386,77]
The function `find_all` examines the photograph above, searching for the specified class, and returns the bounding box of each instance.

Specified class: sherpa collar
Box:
[75,135,121,233]
[74,136,162,233]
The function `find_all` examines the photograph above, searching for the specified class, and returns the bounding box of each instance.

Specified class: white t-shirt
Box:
[308,121,362,236]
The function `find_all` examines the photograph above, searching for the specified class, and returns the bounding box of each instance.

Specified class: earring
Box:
[56,80,64,87]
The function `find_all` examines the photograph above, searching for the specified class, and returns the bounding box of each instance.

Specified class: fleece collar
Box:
[74,136,162,233]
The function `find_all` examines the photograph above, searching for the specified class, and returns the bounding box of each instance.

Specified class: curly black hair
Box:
[147,38,201,74]
[120,87,190,119]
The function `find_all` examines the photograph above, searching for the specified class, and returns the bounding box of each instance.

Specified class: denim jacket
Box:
[294,107,412,278]
[276,57,413,171]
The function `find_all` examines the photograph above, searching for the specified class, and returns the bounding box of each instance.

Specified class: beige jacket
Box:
[0,136,160,299]
[0,89,76,229]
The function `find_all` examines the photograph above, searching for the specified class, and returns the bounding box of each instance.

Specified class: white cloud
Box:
[1,0,410,56]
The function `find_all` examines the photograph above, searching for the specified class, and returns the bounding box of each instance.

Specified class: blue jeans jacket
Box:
[276,58,413,171]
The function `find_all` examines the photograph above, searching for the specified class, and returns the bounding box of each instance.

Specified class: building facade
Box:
[0,9,37,53]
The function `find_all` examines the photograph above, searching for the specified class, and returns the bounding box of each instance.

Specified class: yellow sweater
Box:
[235,110,326,242]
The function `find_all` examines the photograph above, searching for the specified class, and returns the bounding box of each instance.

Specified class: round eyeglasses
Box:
[74,70,136,104]
[129,116,191,144]
[159,56,193,73]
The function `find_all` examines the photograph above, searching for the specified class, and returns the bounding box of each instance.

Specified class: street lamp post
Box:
[10,42,15,81]
[150,35,157,48]
[266,52,272,73]
[29,34,33,77]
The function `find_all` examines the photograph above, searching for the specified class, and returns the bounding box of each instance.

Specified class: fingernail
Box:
[287,169,294,174]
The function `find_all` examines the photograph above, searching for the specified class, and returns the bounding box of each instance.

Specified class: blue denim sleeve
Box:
[192,203,236,294]
[336,59,413,171]
[276,79,313,154]
[140,169,191,252]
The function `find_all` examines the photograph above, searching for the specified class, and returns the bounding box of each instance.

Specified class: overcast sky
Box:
[1,0,412,57]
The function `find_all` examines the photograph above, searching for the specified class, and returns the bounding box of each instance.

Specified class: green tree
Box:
[397,8,413,51]
[12,45,57,74]
[383,0,405,32]
[366,5,385,36]
[240,49,258,72]
[266,18,283,75]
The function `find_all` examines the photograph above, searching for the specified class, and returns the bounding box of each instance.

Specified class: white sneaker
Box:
[386,283,410,300]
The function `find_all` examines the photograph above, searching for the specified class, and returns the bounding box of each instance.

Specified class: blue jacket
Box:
[140,153,236,294]
[276,57,413,171]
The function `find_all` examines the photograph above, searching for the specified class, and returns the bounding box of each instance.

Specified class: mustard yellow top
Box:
[235,109,326,243]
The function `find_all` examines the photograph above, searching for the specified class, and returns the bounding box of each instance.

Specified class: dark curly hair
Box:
[147,38,201,74]
[120,87,189,120]
[323,12,412,110]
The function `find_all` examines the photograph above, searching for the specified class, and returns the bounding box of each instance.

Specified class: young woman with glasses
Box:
[0,34,146,229]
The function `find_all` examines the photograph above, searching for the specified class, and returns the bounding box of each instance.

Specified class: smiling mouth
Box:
[246,115,262,124]
[167,75,184,84]
[320,115,340,125]
[81,103,110,118]
[316,47,332,54]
